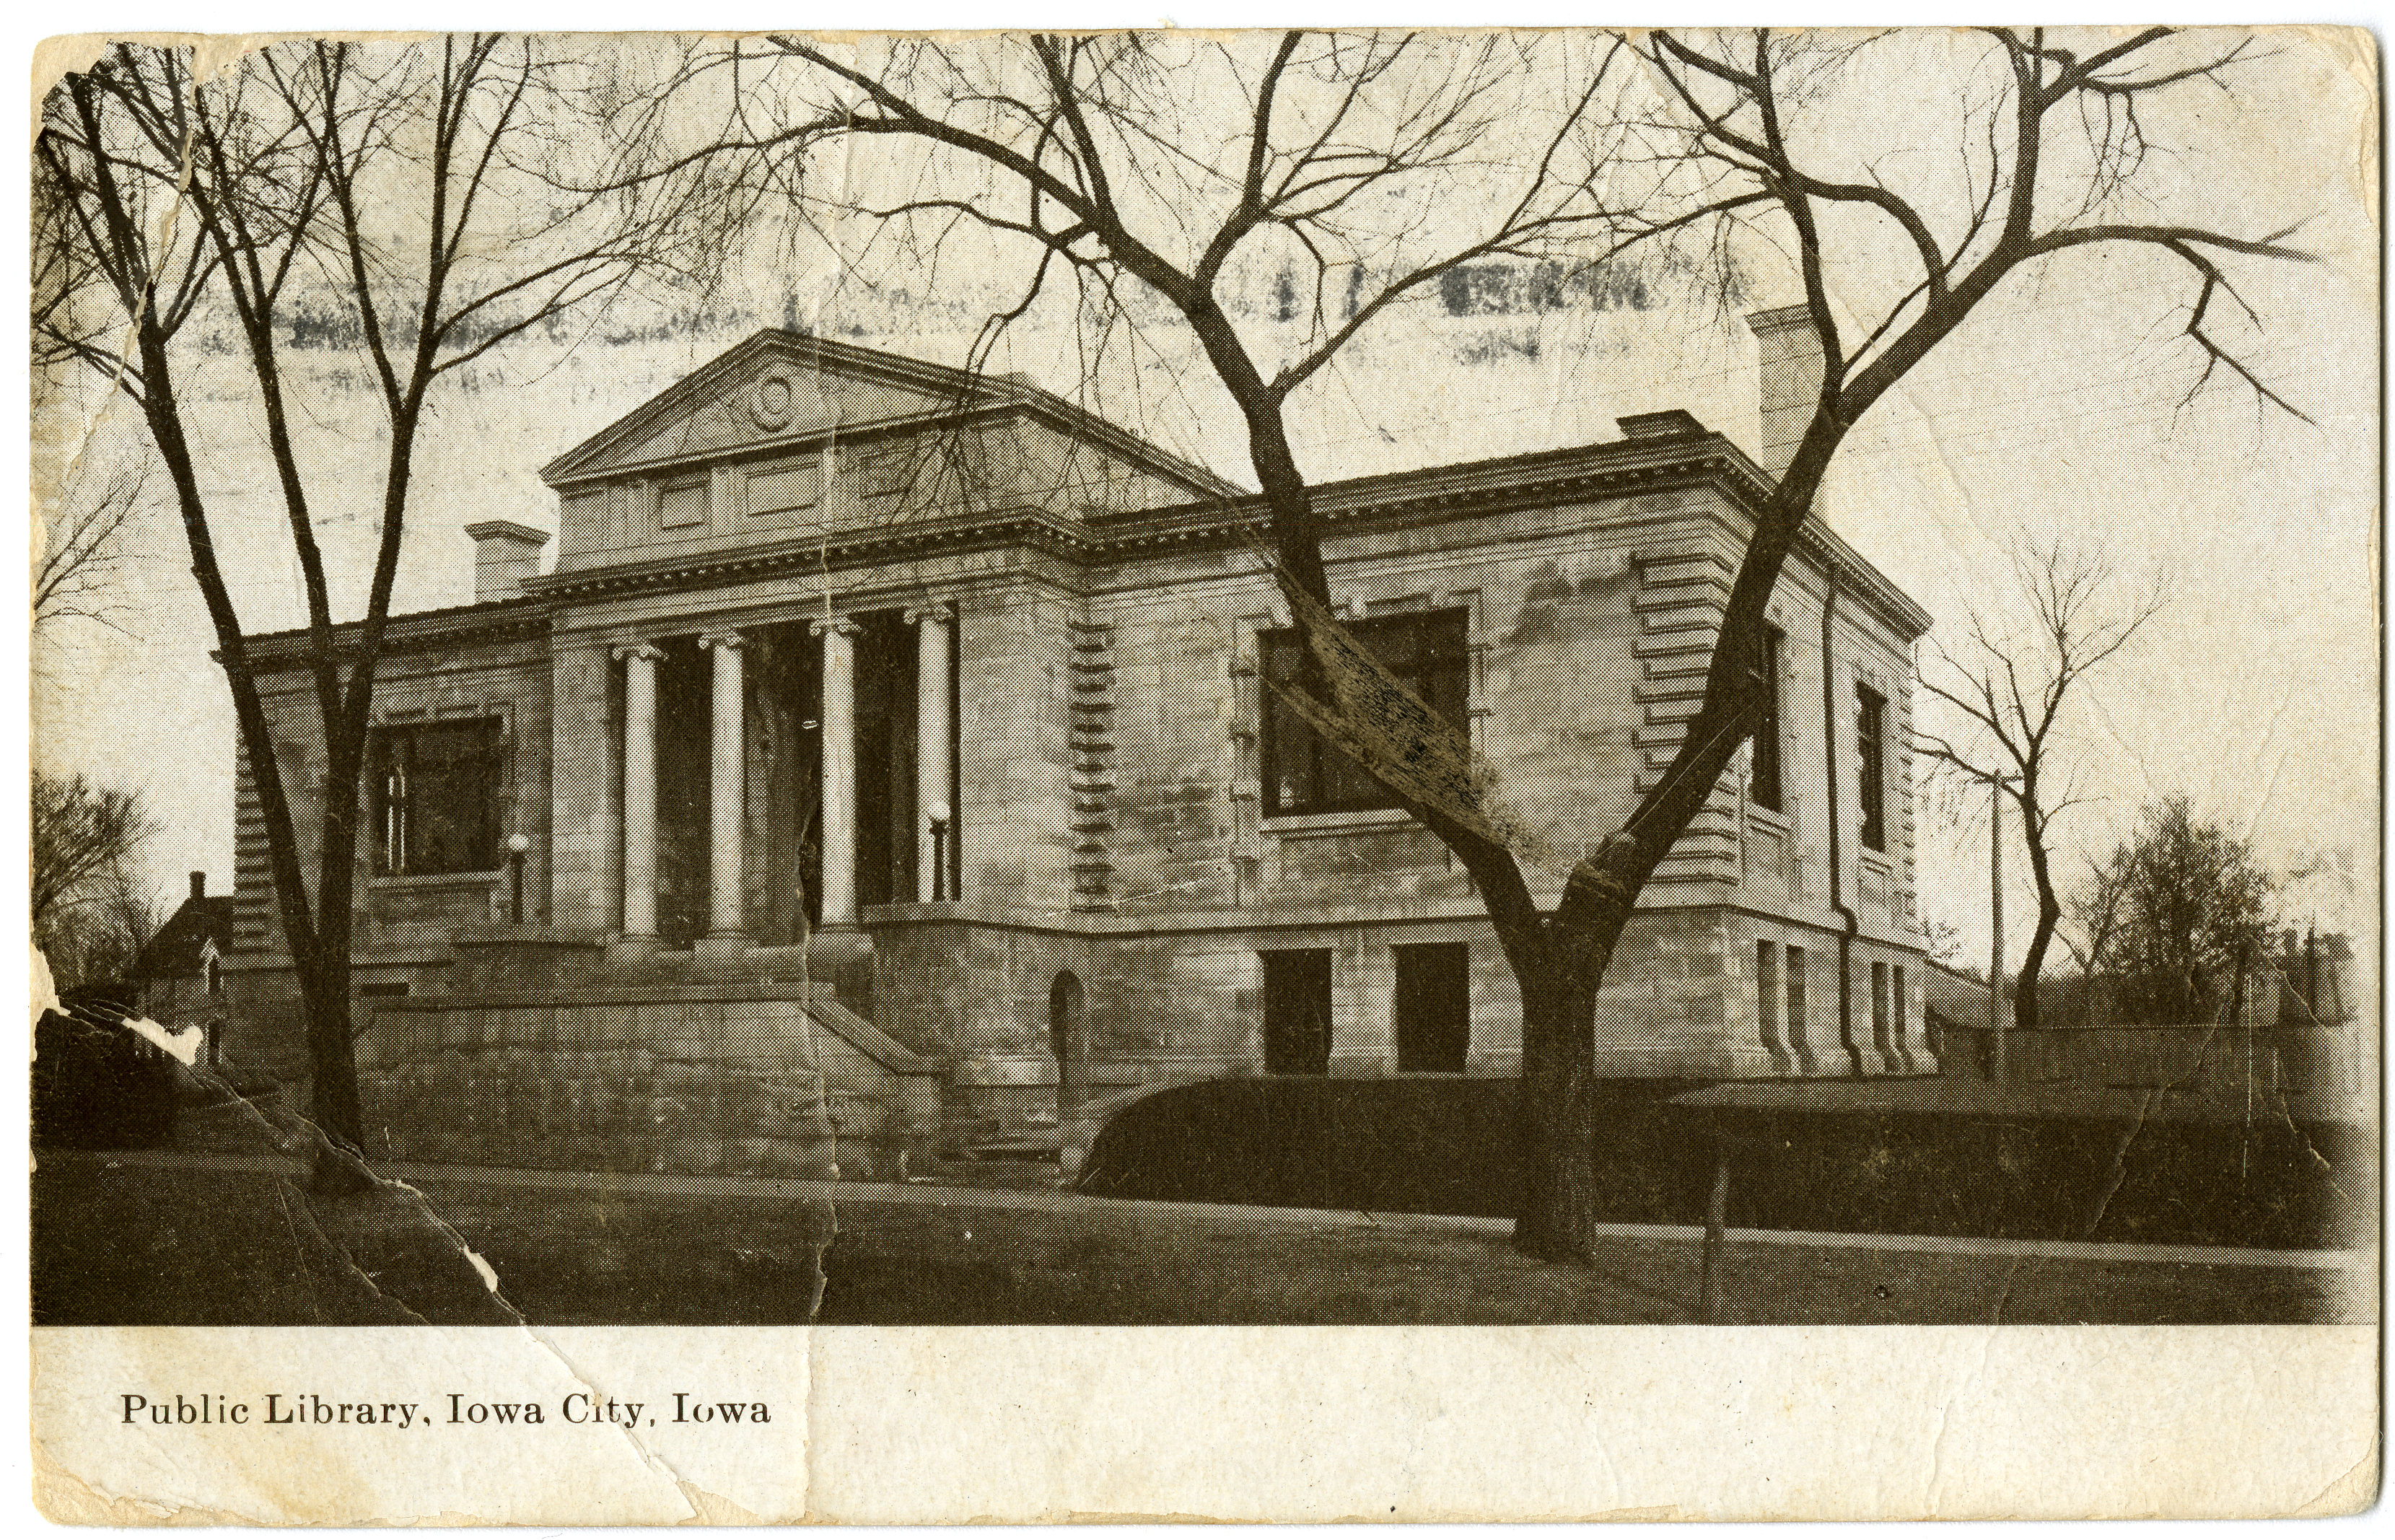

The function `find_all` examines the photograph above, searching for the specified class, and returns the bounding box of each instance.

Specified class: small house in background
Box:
[134,872,233,1056]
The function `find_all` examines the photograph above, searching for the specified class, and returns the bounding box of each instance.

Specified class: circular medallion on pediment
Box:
[749,370,797,431]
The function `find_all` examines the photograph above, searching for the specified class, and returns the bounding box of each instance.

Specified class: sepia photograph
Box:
[24,19,2380,1523]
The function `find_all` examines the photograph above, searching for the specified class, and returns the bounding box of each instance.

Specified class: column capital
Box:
[903,600,955,628]
[699,630,748,651]
[807,615,862,639]
[611,642,664,663]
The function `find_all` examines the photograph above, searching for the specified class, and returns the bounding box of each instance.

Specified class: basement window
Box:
[1260,949,1333,1076]
[1393,942,1470,1073]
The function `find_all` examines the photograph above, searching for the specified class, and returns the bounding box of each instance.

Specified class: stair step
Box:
[946,1139,1062,1162]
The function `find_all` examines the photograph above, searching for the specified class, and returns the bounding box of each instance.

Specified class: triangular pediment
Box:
[543,332,997,486]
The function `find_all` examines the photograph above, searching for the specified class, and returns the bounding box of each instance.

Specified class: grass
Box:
[34,1150,2365,1327]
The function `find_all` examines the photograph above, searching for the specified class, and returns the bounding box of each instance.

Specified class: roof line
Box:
[539,328,1241,500]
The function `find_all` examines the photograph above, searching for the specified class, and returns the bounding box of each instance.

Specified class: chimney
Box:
[189,871,206,900]
[1616,408,1707,442]
[1746,305,1823,483]
[465,520,551,603]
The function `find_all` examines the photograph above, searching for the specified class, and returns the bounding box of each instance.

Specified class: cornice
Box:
[238,429,1929,660]
[540,328,1239,501]
[237,600,551,662]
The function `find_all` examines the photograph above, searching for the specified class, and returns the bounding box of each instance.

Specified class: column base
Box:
[693,931,753,960]
[607,935,662,967]
[807,923,876,1018]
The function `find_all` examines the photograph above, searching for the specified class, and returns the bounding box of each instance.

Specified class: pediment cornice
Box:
[539,328,1237,502]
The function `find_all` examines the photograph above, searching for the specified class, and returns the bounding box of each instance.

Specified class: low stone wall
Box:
[359,984,940,1181]
[1938,1021,2363,1103]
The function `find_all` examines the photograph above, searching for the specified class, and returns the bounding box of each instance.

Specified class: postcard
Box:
[27,24,2378,1522]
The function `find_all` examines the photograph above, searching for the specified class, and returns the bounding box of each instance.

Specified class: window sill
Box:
[1745,804,1792,836]
[370,870,502,890]
[1262,807,1417,836]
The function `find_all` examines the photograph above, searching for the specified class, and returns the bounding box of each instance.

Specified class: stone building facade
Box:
[221,310,1933,1178]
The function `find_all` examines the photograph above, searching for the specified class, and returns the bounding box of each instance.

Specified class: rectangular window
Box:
[657,477,706,530]
[1892,965,1909,1063]
[1785,944,1808,1061]
[748,457,821,516]
[1756,940,1785,1061]
[1857,684,1888,852]
[854,447,910,514]
[1260,949,1334,1076]
[372,717,503,875]
[1750,626,1785,812]
[1872,960,1892,1064]
[1261,609,1468,816]
[1393,942,1471,1073]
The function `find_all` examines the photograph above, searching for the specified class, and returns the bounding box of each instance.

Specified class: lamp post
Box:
[927,802,951,904]
[506,832,530,925]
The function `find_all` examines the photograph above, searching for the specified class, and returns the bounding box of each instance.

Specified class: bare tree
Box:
[1917,541,2166,1030]
[35,38,693,1178]
[2075,794,2277,1024]
[625,27,2320,1258]
[32,770,156,929]
[33,459,147,634]
[32,770,164,997]
[36,857,165,1003]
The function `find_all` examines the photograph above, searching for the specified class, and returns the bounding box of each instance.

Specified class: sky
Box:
[25,25,2380,979]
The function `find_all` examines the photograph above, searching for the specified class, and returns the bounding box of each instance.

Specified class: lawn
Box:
[34,1150,2365,1326]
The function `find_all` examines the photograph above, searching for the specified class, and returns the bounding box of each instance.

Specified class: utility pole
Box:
[1910,748,2018,1080]
[1989,782,2005,1083]
[1940,762,2020,1082]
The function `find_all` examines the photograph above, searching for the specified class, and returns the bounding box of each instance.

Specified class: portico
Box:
[597,600,960,959]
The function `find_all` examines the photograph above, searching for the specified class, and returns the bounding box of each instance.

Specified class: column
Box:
[908,602,955,902]
[701,631,748,943]
[614,643,663,943]
[810,617,861,927]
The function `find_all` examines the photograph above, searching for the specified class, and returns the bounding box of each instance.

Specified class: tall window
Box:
[1856,685,1888,852]
[1749,626,1785,812]
[372,717,503,875]
[1261,608,1468,816]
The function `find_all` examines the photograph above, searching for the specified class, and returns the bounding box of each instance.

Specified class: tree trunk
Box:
[307,929,366,1146]
[2015,889,2062,1032]
[1513,967,1603,1260]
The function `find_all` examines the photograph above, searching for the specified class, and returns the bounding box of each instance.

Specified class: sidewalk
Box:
[36,1148,2371,1326]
